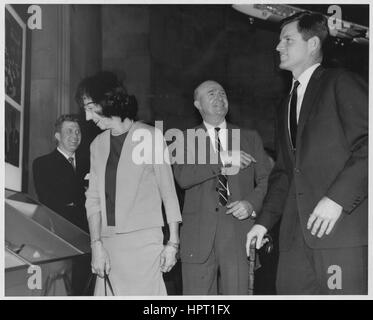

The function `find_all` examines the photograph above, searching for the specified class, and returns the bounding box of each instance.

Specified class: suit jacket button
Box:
[215,207,219,212]
[294,168,300,173]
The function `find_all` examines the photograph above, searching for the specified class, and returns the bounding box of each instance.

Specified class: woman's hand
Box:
[91,241,111,278]
[160,244,178,273]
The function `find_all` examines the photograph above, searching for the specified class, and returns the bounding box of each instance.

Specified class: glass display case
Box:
[5,189,91,296]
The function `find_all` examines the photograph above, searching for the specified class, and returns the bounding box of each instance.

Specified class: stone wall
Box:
[148,5,286,152]
[27,4,102,197]
[102,5,152,122]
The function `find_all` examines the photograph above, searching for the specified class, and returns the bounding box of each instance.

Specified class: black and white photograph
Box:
[5,4,24,105]
[2,1,370,303]
[4,3,26,193]
[5,102,21,167]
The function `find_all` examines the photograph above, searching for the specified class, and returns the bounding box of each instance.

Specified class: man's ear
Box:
[194,100,201,111]
[308,36,321,54]
[54,132,61,143]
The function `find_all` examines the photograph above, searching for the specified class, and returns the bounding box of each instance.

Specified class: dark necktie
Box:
[289,80,300,149]
[215,128,228,207]
[68,157,75,171]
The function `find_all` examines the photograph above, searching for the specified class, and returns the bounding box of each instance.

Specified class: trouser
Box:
[72,254,92,296]
[276,215,368,295]
[182,207,249,295]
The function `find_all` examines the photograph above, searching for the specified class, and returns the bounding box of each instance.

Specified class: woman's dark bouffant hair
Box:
[75,71,138,121]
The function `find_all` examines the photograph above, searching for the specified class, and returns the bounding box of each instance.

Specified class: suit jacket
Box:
[33,148,90,232]
[174,122,271,263]
[257,66,368,250]
[85,121,181,236]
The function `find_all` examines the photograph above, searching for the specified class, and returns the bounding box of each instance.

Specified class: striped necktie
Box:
[68,157,75,171]
[215,128,228,207]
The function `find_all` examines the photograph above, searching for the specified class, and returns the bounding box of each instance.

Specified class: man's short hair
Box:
[54,114,80,133]
[281,12,330,53]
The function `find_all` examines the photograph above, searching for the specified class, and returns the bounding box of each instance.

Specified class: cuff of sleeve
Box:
[86,209,101,220]
[212,164,223,176]
[325,192,354,214]
[245,195,260,213]
[256,214,273,232]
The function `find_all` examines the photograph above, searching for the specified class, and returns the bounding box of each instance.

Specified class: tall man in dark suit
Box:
[174,80,271,294]
[33,114,89,232]
[33,114,91,295]
[246,12,368,294]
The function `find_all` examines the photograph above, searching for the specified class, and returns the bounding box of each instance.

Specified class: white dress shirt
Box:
[288,63,321,137]
[204,120,227,153]
[57,147,76,168]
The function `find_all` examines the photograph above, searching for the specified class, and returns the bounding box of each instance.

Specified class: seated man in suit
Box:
[33,114,91,295]
[173,80,271,295]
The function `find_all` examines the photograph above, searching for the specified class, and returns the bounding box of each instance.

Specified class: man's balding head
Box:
[193,80,228,126]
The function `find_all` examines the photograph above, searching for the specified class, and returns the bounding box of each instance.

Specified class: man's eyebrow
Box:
[281,31,296,39]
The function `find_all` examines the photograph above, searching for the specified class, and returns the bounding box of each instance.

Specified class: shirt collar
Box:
[203,120,227,133]
[57,147,75,160]
[294,63,321,90]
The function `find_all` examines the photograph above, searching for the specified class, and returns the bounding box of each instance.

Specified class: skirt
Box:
[94,227,167,296]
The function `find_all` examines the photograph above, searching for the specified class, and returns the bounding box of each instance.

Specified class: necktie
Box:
[215,128,228,207]
[289,80,300,149]
[68,157,75,171]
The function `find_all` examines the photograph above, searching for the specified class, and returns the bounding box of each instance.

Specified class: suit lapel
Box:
[226,122,234,151]
[296,66,324,160]
[53,148,75,174]
[226,122,240,200]
[200,123,216,165]
[281,94,295,163]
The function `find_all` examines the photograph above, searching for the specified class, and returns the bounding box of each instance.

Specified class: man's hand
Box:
[307,196,343,238]
[91,241,111,278]
[226,200,254,220]
[221,151,256,175]
[246,224,268,256]
[239,151,256,169]
[160,245,177,273]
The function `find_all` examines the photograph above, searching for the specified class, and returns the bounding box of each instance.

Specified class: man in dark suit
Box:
[33,114,89,232]
[246,12,368,294]
[33,114,91,295]
[174,80,271,294]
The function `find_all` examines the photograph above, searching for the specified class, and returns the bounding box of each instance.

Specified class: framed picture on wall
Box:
[5,4,26,191]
